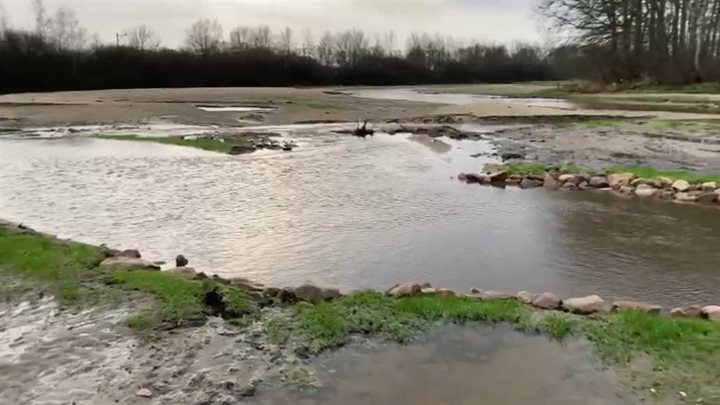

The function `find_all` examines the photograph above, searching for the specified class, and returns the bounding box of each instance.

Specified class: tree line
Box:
[540,0,720,84]
[0,0,717,94]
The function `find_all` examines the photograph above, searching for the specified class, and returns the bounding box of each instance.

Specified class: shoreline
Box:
[1,221,719,403]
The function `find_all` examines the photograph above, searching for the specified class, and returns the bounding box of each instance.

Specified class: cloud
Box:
[2,0,542,48]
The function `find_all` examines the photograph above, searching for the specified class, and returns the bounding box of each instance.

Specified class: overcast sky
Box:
[1,0,544,48]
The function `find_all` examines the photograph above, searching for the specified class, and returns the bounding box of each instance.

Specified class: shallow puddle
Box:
[262,325,632,405]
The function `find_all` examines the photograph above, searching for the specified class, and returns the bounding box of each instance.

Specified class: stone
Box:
[701,182,717,192]
[530,292,562,309]
[166,266,197,279]
[175,254,189,267]
[520,178,542,189]
[634,184,658,198]
[607,173,634,188]
[558,174,576,183]
[696,192,719,204]
[464,173,489,184]
[630,178,649,186]
[136,388,152,398]
[387,283,422,297]
[517,291,533,304]
[488,171,508,184]
[480,291,515,300]
[670,306,703,318]
[562,295,606,314]
[228,277,265,292]
[654,176,673,188]
[421,287,437,295]
[561,181,577,189]
[505,178,521,186]
[321,288,342,300]
[543,173,560,189]
[656,189,675,200]
[291,284,329,302]
[702,306,720,321]
[671,179,690,192]
[119,249,141,258]
[619,185,635,195]
[588,176,609,188]
[100,256,160,271]
[674,192,697,203]
[437,288,456,298]
[577,181,589,190]
[229,145,256,155]
[470,288,481,294]
[611,300,662,314]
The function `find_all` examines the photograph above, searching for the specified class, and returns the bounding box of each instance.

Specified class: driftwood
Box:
[353,120,374,137]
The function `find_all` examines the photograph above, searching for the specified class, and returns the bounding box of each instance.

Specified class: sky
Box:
[0,0,545,49]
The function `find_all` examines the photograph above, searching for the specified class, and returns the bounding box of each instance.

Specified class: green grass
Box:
[606,166,720,183]
[0,226,104,301]
[502,163,588,176]
[101,134,238,154]
[0,224,255,328]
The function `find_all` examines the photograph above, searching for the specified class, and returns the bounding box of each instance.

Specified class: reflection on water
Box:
[264,325,632,405]
[1,127,719,306]
[350,88,575,109]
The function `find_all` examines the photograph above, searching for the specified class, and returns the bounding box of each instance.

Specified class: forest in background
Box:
[0,0,718,94]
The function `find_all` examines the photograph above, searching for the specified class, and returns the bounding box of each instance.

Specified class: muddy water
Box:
[1,126,719,306]
[266,325,632,405]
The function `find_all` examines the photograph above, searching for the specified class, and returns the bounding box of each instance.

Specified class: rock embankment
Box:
[458,167,720,207]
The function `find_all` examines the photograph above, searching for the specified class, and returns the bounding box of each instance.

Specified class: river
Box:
[1,121,719,307]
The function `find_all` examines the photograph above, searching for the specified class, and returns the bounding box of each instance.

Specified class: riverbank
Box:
[1,221,719,403]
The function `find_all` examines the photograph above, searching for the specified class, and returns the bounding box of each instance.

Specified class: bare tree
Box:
[383,30,397,56]
[317,31,335,65]
[301,27,315,57]
[127,25,160,50]
[47,6,87,50]
[31,0,48,38]
[186,19,223,55]
[229,26,251,50]
[0,1,7,36]
[278,26,293,54]
[251,25,271,48]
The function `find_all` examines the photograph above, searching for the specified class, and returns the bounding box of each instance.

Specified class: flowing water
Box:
[1,125,719,307]
[350,88,576,109]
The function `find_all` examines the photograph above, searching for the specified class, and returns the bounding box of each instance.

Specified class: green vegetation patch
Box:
[606,166,720,183]
[0,226,104,301]
[502,162,588,176]
[101,134,241,154]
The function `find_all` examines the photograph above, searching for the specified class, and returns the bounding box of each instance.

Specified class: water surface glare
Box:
[1,129,719,306]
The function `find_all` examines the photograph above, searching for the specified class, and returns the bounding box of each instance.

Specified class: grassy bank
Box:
[501,163,720,183]
[0,225,255,329]
[100,134,243,154]
[2,223,719,402]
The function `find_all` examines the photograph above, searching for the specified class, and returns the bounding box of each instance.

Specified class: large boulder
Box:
[100,256,159,271]
[674,192,697,203]
[702,305,720,321]
[166,266,197,279]
[611,300,662,314]
[176,254,189,267]
[696,192,719,204]
[119,249,141,258]
[387,283,422,297]
[654,176,673,189]
[634,184,658,198]
[607,173,634,188]
[292,284,341,303]
[701,181,717,192]
[562,295,606,314]
[671,179,690,192]
[530,292,562,309]
[670,306,703,318]
[488,171,508,184]
[588,176,609,188]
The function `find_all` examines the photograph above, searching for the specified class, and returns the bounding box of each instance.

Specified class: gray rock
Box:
[611,300,662,314]
[654,176,673,188]
[464,173,490,184]
[702,305,720,321]
[321,287,342,300]
[437,288,456,297]
[488,171,508,184]
[562,295,606,314]
[421,287,437,295]
[674,192,697,203]
[670,306,703,318]
[696,192,719,204]
[119,249,141,258]
[228,277,265,292]
[634,184,658,198]
[166,266,197,279]
[543,173,560,189]
[588,176,609,188]
[517,291,533,304]
[292,284,325,302]
[175,254,189,267]
[479,290,515,300]
[136,388,152,398]
[671,179,690,192]
[387,283,422,297]
[530,292,562,309]
[701,181,717,192]
[100,256,160,271]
